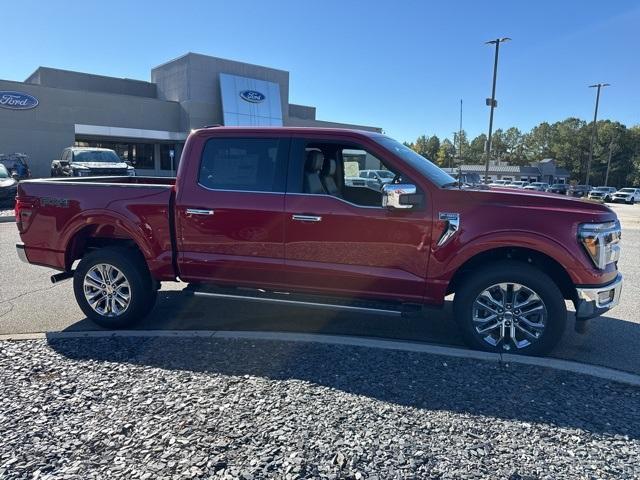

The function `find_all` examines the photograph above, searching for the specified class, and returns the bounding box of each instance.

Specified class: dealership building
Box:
[0,52,380,177]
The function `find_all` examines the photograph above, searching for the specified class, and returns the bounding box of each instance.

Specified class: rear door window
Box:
[199,138,289,192]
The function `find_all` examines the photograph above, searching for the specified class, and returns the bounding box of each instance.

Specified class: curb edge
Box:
[1,329,638,387]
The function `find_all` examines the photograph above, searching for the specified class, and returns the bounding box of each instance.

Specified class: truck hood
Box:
[446,187,617,224]
[72,162,130,169]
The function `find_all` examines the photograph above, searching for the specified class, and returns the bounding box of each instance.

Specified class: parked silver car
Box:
[588,186,617,202]
[506,181,529,189]
[358,169,395,190]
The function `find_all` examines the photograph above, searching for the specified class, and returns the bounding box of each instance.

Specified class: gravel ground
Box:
[1,337,639,479]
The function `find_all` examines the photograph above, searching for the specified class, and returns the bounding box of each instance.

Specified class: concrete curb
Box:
[1,329,639,387]
[0,215,14,223]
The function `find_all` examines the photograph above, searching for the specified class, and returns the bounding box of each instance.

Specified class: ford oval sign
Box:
[239,90,266,103]
[0,91,39,110]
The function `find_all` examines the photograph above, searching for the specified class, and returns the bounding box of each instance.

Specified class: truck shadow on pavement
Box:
[63,290,467,347]
[48,292,640,441]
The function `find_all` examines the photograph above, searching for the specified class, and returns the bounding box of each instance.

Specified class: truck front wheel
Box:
[453,261,566,355]
[73,247,157,329]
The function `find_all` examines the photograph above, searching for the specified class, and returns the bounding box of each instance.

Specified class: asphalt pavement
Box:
[1,203,639,374]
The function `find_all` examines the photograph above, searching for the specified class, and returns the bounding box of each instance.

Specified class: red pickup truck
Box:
[15,127,623,355]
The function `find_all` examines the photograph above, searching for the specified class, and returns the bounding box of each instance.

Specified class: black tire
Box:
[453,261,566,356]
[73,247,157,328]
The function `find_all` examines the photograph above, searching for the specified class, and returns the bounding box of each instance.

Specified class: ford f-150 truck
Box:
[15,127,623,355]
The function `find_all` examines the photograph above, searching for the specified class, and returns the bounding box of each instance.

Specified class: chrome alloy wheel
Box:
[472,282,547,351]
[83,263,131,317]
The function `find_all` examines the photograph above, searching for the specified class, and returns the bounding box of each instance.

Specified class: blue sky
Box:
[4,0,639,142]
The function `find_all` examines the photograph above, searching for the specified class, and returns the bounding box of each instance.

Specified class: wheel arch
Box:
[64,221,149,271]
[446,246,576,301]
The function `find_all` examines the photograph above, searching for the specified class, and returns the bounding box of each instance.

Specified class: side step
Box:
[185,285,422,318]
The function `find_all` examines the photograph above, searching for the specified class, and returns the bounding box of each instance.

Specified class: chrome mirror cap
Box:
[382,183,417,209]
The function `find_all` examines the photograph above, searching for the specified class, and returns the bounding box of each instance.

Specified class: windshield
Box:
[73,150,121,163]
[0,165,8,178]
[619,188,635,193]
[373,135,455,187]
[594,187,610,191]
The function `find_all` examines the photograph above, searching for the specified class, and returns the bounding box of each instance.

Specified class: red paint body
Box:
[16,127,619,305]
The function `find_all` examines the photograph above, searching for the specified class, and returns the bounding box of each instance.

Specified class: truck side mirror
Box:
[382,183,422,209]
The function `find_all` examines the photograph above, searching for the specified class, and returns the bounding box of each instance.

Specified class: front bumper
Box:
[575,273,623,320]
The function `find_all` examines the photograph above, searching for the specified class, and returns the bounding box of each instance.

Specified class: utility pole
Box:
[458,99,463,164]
[604,136,617,187]
[450,132,456,169]
[484,38,511,183]
[585,83,610,185]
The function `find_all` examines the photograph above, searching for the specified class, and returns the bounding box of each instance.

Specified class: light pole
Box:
[484,37,511,183]
[585,83,610,185]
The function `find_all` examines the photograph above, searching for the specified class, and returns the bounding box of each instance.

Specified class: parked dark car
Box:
[548,183,568,195]
[0,164,18,207]
[0,153,31,180]
[51,147,135,177]
[568,184,592,198]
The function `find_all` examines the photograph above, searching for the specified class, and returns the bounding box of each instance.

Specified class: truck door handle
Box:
[186,208,214,216]
[292,214,322,222]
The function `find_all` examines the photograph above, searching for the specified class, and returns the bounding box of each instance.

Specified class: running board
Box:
[187,287,421,317]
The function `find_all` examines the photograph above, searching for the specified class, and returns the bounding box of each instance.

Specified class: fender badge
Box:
[437,212,460,247]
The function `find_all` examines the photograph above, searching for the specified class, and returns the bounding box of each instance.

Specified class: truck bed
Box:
[16,176,177,279]
[24,175,176,187]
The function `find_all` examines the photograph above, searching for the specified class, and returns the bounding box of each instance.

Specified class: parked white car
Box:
[506,181,529,189]
[488,180,511,187]
[588,186,617,202]
[610,188,640,204]
[525,182,549,191]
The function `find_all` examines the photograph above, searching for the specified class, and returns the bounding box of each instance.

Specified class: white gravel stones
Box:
[1,337,638,479]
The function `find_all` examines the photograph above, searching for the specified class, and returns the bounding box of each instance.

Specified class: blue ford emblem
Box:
[239,90,266,103]
[0,91,39,110]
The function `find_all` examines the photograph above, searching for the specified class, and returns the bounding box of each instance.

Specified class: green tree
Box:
[436,139,455,167]
[466,134,487,164]
[407,134,440,160]
[452,130,470,163]
[403,119,640,186]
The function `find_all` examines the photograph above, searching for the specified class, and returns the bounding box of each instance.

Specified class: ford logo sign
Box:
[0,91,39,110]
[239,90,266,103]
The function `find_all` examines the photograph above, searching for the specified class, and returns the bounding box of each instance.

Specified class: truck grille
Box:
[90,169,128,176]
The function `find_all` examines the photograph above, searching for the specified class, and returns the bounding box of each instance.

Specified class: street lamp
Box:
[483,37,511,183]
[585,83,610,185]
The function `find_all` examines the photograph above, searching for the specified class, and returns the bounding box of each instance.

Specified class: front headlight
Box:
[578,221,621,269]
[74,169,90,177]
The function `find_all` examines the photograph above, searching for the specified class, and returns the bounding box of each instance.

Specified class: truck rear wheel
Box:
[73,247,157,329]
[453,261,566,355]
